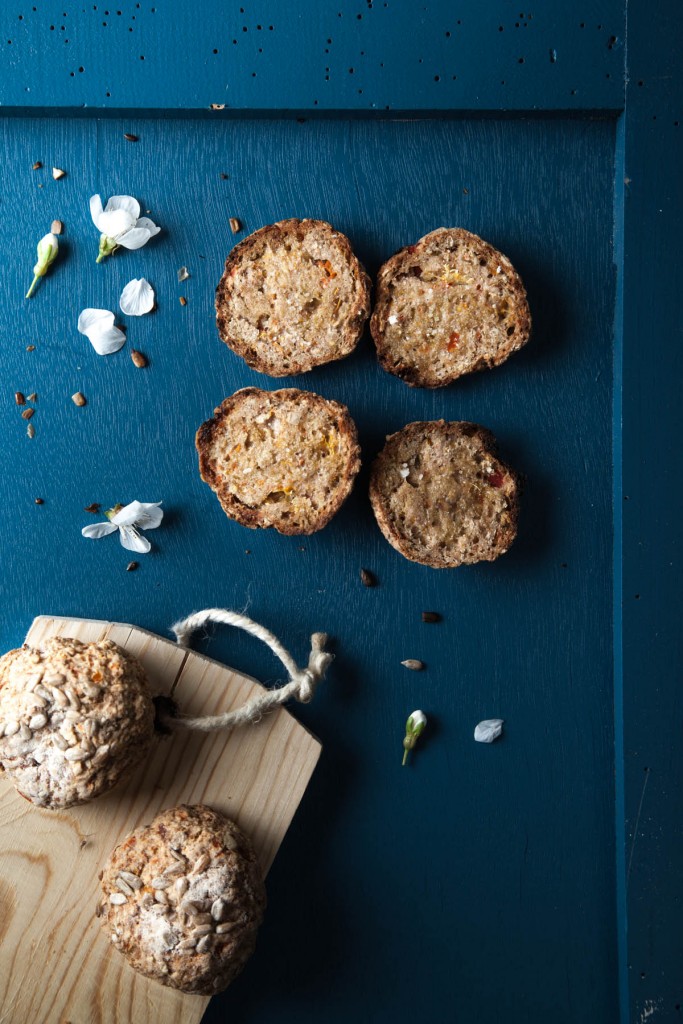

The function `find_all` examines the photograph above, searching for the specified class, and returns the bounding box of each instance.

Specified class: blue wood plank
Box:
[0,114,618,1023]
[0,1,625,113]
[618,0,683,1020]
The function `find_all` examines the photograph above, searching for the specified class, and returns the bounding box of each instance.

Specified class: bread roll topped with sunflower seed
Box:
[197,387,361,536]
[370,228,531,387]
[0,636,154,808]
[369,420,520,568]
[215,218,371,376]
[98,804,266,995]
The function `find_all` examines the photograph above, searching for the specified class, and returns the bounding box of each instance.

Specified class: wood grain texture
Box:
[0,116,618,1024]
[0,2,625,114]
[0,615,321,1024]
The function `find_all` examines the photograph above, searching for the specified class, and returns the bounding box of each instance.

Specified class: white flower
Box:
[119,278,155,316]
[26,232,59,298]
[90,194,160,262]
[474,719,504,744]
[402,709,427,765]
[78,308,126,355]
[82,501,163,554]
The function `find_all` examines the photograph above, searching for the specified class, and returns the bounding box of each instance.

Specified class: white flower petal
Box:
[78,308,115,337]
[89,194,104,228]
[98,208,137,239]
[134,216,161,236]
[118,525,151,553]
[105,195,141,220]
[111,500,162,528]
[115,226,154,250]
[88,325,126,356]
[474,719,504,744]
[119,278,155,316]
[82,522,118,539]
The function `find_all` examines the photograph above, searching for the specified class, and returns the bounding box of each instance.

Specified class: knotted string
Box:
[159,608,333,732]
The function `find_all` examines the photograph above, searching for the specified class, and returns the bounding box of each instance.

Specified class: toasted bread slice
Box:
[197,387,361,536]
[216,218,371,376]
[369,420,520,567]
[370,228,531,387]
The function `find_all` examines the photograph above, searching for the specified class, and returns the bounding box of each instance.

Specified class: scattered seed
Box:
[215,921,235,935]
[177,266,190,282]
[210,103,226,110]
[84,503,100,514]
[126,561,139,572]
[22,408,34,420]
[360,568,377,588]
[219,173,229,180]
[178,296,187,306]
[15,392,25,405]
[27,423,35,439]
[28,713,48,731]
[52,167,66,180]
[421,611,441,624]
[34,497,44,505]
[27,392,37,401]
[191,853,210,874]
[71,392,87,407]
[229,217,242,234]
[26,345,35,352]
[123,133,138,142]
[401,659,425,671]
[109,892,127,905]
[51,220,63,235]
[32,161,42,170]
[115,877,134,896]
[130,349,147,368]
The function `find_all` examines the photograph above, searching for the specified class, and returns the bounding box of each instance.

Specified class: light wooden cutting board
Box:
[0,615,322,1024]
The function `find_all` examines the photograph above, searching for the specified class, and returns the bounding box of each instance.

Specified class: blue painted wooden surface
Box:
[0,114,618,1023]
[0,1,625,113]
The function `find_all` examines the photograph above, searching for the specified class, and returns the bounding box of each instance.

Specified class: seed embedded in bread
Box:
[215,218,371,376]
[98,804,266,995]
[197,387,361,536]
[0,637,154,808]
[370,228,531,387]
[369,420,520,568]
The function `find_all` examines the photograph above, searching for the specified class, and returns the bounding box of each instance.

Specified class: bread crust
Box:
[216,218,371,376]
[369,420,520,568]
[197,387,361,536]
[370,227,531,388]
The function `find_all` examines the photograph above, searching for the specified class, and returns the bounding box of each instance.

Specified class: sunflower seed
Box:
[191,853,210,874]
[64,709,82,722]
[177,266,190,282]
[5,721,19,737]
[52,733,68,750]
[52,167,66,180]
[360,568,377,588]
[51,219,63,235]
[196,935,212,954]
[229,217,241,234]
[162,861,184,877]
[211,898,226,921]
[28,693,47,708]
[29,713,47,730]
[215,921,236,935]
[178,296,187,306]
[193,924,213,938]
[65,689,80,709]
[93,743,110,762]
[26,423,35,439]
[50,688,68,707]
[116,877,134,896]
[151,877,171,889]
[130,350,147,369]
[35,685,52,701]
[170,848,187,864]
[174,877,189,897]
[180,900,201,916]
[154,889,169,905]
[176,937,197,952]
[71,392,87,407]
[123,133,138,142]
[109,892,127,905]
[83,684,101,699]
[19,725,32,742]
[64,747,86,761]
[118,870,142,890]
[401,659,424,671]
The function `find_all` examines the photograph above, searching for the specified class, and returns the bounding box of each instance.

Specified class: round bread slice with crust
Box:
[370,227,531,387]
[216,218,371,376]
[369,420,520,568]
[197,387,361,536]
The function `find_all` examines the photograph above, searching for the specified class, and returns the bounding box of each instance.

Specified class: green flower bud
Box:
[26,232,59,298]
